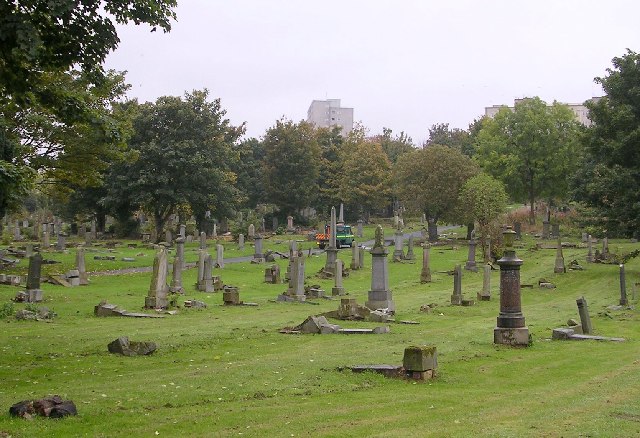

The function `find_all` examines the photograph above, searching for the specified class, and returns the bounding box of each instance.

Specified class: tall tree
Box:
[572,50,640,237]
[371,127,415,164]
[474,97,581,224]
[394,145,479,240]
[230,138,267,209]
[262,119,321,217]
[337,139,392,221]
[104,90,244,240]
[425,122,475,156]
[458,173,509,240]
[315,126,345,214]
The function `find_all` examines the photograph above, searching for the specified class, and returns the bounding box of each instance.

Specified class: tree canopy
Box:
[458,173,508,239]
[474,97,582,223]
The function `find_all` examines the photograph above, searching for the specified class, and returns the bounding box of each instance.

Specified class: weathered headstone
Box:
[358,246,365,269]
[78,224,86,239]
[514,222,522,240]
[602,237,609,256]
[286,254,306,301]
[196,250,207,291]
[199,231,207,250]
[338,203,344,223]
[420,244,432,283]
[25,243,33,258]
[350,243,360,270]
[252,235,265,263]
[176,236,185,270]
[169,256,184,294]
[477,264,491,301]
[13,221,21,240]
[223,285,241,305]
[405,236,415,260]
[264,264,281,284]
[451,264,463,305]
[179,224,186,238]
[421,213,426,224]
[366,225,395,313]
[212,223,218,238]
[272,217,278,231]
[261,218,266,233]
[484,236,492,263]
[494,227,529,346]
[581,232,588,243]
[42,223,50,248]
[75,247,89,285]
[554,238,566,273]
[90,218,97,240]
[145,248,169,309]
[287,215,294,231]
[332,259,345,296]
[619,264,628,306]
[586,235,594,263]
[216,244,224,268]
[393,229,404,262]
[165,230,173,245]
[238,233,245,250]
[465,236,478,272]
[551,223,560,239]
[357,219,363,238]
[25,253,44,302]
[248,223,255,238]
[576,296,592,335]
[202,255,215,293]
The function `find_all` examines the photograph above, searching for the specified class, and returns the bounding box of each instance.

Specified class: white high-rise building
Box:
[484,97,602,126]
[307,99,353,135]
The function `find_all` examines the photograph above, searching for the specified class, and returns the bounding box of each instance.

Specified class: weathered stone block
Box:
[402,345,437,372]
[494,327,530,346]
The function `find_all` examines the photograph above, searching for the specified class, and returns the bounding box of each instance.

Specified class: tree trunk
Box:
[466,222,474,240]
[528,174,536,225]
[427,218,438,242]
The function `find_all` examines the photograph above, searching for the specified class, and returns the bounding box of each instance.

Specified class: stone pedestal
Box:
[403,346,437,380]
[223,286,241,305]
[554,238,566,273]
[393,230,404,262]
[331,259,345,296]
[465,238,478,272]
[420,245,431,283]
[494,227,529,346]
[477,264,491,301]
[366,226,394,313]
[350,243,360,270]
[252,235,265,263]
[542,221,550,239]
[323,206,339,275]
[451,264,462,305]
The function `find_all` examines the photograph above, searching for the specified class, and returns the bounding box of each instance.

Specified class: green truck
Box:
[315,224,355,249]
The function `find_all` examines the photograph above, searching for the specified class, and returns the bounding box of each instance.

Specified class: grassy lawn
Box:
[0,227,638,437]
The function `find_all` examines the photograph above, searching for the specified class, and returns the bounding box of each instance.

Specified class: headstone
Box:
[514,222,522,240]
[551,223,560,239]
[338,203,344,223]
[13,221,21,240]
[602,237,609,255]
[403,346,437,380]
[238,233,245,250]
[619,264,628,306]
[576,296,592,335]
[264,264,281,284]
[332,259,345,296]
[216,244,224,268]
[554,238,566,273]
[357,219,363,238]
[252,235,265,263]
[477,264,491,301]
[494,227,529,346]
[25,243,33,258]
[179,224,186,238]
[196,250,207,291]
[42,223,50,248]
[272,217,278,231]
[542,220,550,240]
[581,232,588,243]
[199,231,207,250]
[90,219,97,240]
[350,243,360,270]
[169,256,184,294]
[248,224,255,238]
[25,253,44,302]
[145,248,169,309]
[451,264,463,305]
[176,237,185,270]
[393,229,404,262]
[165,230,173,244]
[465,237,478,272]
[223,286,241,305]
[288,254,306,301]
[202,255,215,293]
[78,224,86,238]
[261,218,265,233]
[287,215,294,231]
[323,206,338,276]
[420,244,431,283]
[586,235,594,263]
[405,236,415,260]
[212,223,217,238]
[75,247,89,285]
[484,236,492,263]
[366,225,395,313]
[359,246,365,269]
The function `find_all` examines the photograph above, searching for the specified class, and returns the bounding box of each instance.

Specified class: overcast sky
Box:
[104,0,639,144]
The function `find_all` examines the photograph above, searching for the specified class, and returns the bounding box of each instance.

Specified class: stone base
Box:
[26,289,44,303]
[405,369,436,380]
[420,270,432,283]
[464,262,478,272]
[277,293,306,302]
[145,296,169,309]
[461,299,475,306]
[365,299,395,313]
[477,293,491,301]
[251,256,265,264]
[494,326,530,346]
[331,286,345,296]
[450,295,462,305]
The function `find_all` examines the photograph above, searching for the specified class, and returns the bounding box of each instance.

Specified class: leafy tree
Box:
[394,145,479,241]
[572,50,640,238]
[337,139,392,221]
[371,127,415,164]
[315,126,345,214]
[104,90,244,240]
[458,173,509,241]
[261,119,321,218]
[474,97,582,224]
[230,138,267,209]
[425,122,477,156]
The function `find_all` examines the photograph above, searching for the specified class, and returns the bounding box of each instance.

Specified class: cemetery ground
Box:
[0,228,639,437]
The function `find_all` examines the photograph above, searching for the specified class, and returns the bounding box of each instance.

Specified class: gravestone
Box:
[393,229,404,262]
[66,269,80,286]
[261,218,266,233]
[169,256,184,294]
[421,213,426,224]
[477,264,491,301]
[554,238,566,273]
[287,215,294,231]
[248,224,255,239]
[581,232,588,243]
[179,224,186,238]
[252,235,265,263]
[586,235,594,263]
[145,248,170,309]
[264,264,281,284]
[272,217,278,231]
[13,221,21,240]
[25,243,33,258]
[202,255,215,293]
[216,244,224,268]
[165,230,173,244]
[451,264,463,305]
[465,236,478,272]
[494,227,529,346]
[43,223,50,248]
[338,203,344,223]
[223,286,241,305]
[78,224,86,238]
[405,236,415,260]
[332,259,345,296]
[90,219,97,240]
[196,250,207,291]
[359,246,365,269]
[366,225,395,313]
[514,222,522,240]
[357,219,363,238]
[602,237,609,255]
[323,206,339,276]
[542,220,550,239]
[212,223,217,238]
[576,296,592,335]
[25,253,44,302]
[551,223,560,239]
[350,243,360,270]
[619,264,628,306]
[199,231,207,250]
[484,236,492,263]
[420,244,431,283]
[75,247,89,285]
[176,236,185,270]
[238,234,245,250]
[286,254,306,301]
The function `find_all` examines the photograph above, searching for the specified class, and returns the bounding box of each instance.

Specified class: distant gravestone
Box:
[176,237,185,269]
[451,264,463,305]
[350,243,360,270]
[238,233,245,250]
[253,235,265,263]
[602,237,609,255]
[554,238,566,273]
[338,203,344,223]
[43,223,50,248]
[272,217,278,231]
[366,225,395,313]
[477,264,491,301]
[179,224,186,238]
[264,264,281,284]
[76,247,89,285]
[359,246,365,269]
[216,244,224,268]
[357,219,363,238]
[420,244,431,283]
[323,206,338,276]
[406,236,415,260]
[619,264,628,306]
[287,215,294,231]
[248,224,255,238]
[551,223,560,239]
[165,230,173,245]
[393,229,404,262]
[199,231,207,250]
[465,237,478,272]
[576,296,592,335]
[169,256,184,294]
[586,235,594,263]
[25,253,44,302]
[514,222,522,240]
[196,250,207,291]
[145,248,169,309]
[332,259,345,296]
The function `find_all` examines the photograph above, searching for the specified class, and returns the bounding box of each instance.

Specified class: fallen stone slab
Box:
[349,365,403,378]
[107,336,157,356]
[10,396,77,419]
[93,256,116,261]
[94,302,164,318]
[552,327,625,342]
[338,326,390,334]
[46,275,71,287]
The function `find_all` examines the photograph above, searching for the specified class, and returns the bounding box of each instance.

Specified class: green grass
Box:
[0,229,639,437]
